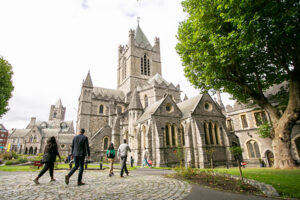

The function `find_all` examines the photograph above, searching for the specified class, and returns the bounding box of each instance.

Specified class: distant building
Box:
[225,83,300,167]
[6,99,75,156]
[0,124,9,152]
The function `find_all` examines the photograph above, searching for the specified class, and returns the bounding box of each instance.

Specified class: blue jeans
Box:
[68,156,85,183]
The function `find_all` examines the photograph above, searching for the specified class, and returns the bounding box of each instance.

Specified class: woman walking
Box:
[33,136,61,184]
[106,143,115,177]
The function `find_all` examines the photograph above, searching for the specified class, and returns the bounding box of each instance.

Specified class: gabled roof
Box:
[137,98,165,123]
[128,89,143,110]
[177,94,203,119]
[93,87,125,101]
[83,71,93,88]
[135,24,152,48]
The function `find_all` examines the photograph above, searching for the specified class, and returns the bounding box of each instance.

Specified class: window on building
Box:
[53,112,57,118]
[203,123,209,145]
[246,140,261,158]
[99,105,104,114]
[141,54,150,76]
[181,125,185,146]
[165,124,170,146]
[103,137,109,150]
[209,122,214,145]
[171,124,176,146]
[33,136,37,143]
[214,125,219,145]
[144,95,148,108]
[240,114,248,128]
[226,119,234,131]
[254,111,268,126]
[142,126,146,149]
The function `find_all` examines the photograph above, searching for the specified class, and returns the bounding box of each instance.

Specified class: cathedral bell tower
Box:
[49,99,66,121]
[76,71,93,137]
[117,22,161,96]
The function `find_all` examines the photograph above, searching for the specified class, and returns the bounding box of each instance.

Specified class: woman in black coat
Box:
[33,136,61,184]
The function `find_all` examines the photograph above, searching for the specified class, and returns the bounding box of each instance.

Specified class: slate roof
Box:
[177,95,203,119]
[137,98,165,123]
[9,129,31,138]
[93,87,125,101]
[57,134,74,144]
[55,98,63,108]
[42,129,60,137]
[135,24,152,49]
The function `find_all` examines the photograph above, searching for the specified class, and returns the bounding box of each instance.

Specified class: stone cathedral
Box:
[76,24,237,167]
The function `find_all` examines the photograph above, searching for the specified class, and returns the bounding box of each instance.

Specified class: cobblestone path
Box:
[0,170,191,200]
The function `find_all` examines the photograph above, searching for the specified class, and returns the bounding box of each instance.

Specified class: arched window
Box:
[144,95,148,108]
[180,125,185,146]
[53,112,57,118]
[203,123,209,144]
[33,136,37,143]
[209,123,214,145]
[214,124,219,145]
[142,126,146,149]
[247,140,261,158]
[141,54,150,76]
[99,105,104,114]
[30,136,33,143]
[103,137,109,150]
[24,147,28,154]
[171,124,176,146]
[165,124,170,146]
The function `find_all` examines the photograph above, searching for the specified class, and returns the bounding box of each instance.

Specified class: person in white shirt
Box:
[117,139,131,177]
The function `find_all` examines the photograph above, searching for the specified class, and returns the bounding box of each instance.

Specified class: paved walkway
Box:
[0,168,275,200]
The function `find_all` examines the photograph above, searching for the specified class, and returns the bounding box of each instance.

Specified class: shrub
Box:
[5,160,20,165]
[177,167,197,179]
[17,157,28,163]
[1,152,13,160]
[11,151,18,159]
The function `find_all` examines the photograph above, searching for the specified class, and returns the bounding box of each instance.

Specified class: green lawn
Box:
[210,167,300,199]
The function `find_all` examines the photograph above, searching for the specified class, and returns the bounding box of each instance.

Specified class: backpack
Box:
[107,149,115,158]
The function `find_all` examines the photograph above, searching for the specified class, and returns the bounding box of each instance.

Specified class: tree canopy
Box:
[176,0,300,168]
[176,0,299,105]
[0,56,14,118]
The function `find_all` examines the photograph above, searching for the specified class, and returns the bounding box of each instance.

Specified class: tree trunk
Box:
[271,77,300,168]
[237,159,244,183]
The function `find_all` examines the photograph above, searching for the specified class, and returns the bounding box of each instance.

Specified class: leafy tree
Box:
[176,0,300,168]
[0,56,14,118]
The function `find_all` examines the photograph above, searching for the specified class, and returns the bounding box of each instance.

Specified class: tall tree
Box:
[176,0,300,168]
[0,56,14,117]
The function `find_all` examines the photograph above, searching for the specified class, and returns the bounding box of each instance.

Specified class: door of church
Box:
[266,151,274,167]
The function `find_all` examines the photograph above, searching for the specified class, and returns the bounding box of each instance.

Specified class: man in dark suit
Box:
[65,128,90,186]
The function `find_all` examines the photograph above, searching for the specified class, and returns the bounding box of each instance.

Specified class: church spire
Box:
[83,71,93,88]
[135,23,152,48]
[128,89,143,110]
[55,98,63,108]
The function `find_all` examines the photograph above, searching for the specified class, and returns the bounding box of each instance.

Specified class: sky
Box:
[0,0,234,130]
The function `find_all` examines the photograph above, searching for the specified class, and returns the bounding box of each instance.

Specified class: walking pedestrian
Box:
[130,156,134,167]
[117,139,131,177]
[106,143,115,177]
[65,128,90,186]
[33,136,61,184]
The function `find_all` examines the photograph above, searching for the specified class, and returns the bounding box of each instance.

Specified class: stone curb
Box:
[212,172,279,197]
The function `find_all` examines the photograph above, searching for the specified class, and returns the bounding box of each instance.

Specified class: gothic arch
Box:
[245,139,261,159]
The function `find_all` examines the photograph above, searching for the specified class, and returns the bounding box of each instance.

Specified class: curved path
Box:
[0,168,275,200]
[0,169,191,200]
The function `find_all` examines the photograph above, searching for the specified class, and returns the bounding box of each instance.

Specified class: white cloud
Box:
[0,0,234,130]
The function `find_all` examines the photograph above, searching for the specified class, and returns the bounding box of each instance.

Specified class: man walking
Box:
[65,128,90,186]
[117,139,131,177]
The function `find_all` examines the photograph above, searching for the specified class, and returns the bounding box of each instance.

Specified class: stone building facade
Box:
[225,83,300,167]
[6,99,75,157]
[76,24,237,167]
[0,124,9,152]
